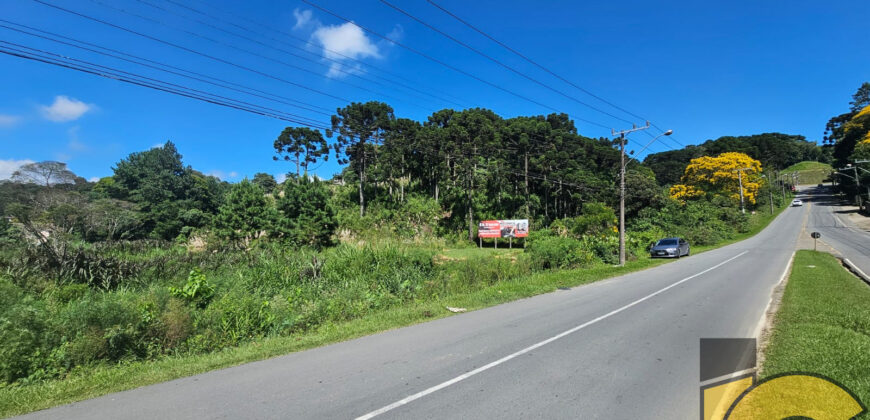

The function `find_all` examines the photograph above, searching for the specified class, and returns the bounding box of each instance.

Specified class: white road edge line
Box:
[356,250,750,420]
[751,251,795,340]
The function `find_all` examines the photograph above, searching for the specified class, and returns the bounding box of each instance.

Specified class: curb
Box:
[842,258,870,285]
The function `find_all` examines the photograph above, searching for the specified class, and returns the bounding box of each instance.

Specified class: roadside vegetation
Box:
[761,250,870,418]
[6,84,865,414]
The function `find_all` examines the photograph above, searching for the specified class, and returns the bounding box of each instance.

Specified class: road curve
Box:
[17,206,807,420]
[801,185,870,278]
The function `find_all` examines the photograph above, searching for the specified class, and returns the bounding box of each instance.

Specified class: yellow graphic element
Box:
[727,374,863,420]
[703,376,753,420]
[703,373,864,420]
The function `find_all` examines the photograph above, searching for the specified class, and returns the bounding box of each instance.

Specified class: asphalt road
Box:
[801,185,870,278]
[19,206,810,420]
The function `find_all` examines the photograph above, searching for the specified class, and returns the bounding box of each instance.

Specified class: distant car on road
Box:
[792,199,803,207]
[650,237,690,258]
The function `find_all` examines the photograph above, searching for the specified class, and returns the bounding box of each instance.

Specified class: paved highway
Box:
[802,185,870,278]
[19,205,810,419]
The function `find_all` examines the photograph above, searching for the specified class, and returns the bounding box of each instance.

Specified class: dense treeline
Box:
[823,82,870,205]
[0,101,805,385]
[644,133,826,186]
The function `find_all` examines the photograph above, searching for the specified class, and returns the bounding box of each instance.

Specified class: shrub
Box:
[0,302,51,383]
[526,235,595,270]
[169,268,215,308]
[159,298,192,350]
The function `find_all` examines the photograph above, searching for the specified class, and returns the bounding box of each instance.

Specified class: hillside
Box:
[782,161,833,185]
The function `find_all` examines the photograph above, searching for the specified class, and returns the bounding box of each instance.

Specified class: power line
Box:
[0,41,329,127]
[0,44,333,128]
[378,0,639,126]
[31,0,352,104]
[133,0,457,111]
[425,0,645,122]
[0,19,334,117]
[300,0,613,131]
[167,0,470,109]
[86,0,433,113]
[424,0,688,149]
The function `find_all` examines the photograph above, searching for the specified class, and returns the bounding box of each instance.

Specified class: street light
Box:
[612,123,672,266]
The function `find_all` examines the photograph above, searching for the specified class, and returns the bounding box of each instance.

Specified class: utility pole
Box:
[733,167,752,214]
[837,164,864,208]
[855,160,870,206]
[612,121,651,266]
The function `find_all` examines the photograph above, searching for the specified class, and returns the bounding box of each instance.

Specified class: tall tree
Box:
[111,141,221,239]
[330,101,395,216]
[273,127,329,179]
[252,173,278,192]
[213,180,276,249]
[670,152,763,205]
[825,82,870,166]
[11,161,78,187]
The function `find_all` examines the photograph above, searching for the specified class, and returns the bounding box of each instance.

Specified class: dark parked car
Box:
[650,237,690,258]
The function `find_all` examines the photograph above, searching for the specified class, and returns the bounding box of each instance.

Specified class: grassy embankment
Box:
[761,250,870,418]
[0,200,791,418]
[782,161,834,185]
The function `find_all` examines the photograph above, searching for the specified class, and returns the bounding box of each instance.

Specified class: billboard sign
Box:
[478,219,529,238]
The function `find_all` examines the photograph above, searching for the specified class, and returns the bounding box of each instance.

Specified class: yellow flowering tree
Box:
[669,152,763,204]
[846,106,870,161]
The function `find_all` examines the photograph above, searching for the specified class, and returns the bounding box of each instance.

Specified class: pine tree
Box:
[276,176,336,247]
[213,180,276,249]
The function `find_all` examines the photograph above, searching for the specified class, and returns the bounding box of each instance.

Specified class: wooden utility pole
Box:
[611,122,651,266]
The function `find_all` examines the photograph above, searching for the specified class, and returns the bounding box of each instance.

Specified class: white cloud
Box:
[275,173,287,184]
[314,22,380,61]
[0,159,35,180]
[310,19,382,78]
[88,176,100,183]
[293,8,315,30]
[40,95,92,122]
[229,171,239,178]
[0,114,20,128]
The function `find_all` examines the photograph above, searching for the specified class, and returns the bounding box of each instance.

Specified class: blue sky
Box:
[1,0,868,182]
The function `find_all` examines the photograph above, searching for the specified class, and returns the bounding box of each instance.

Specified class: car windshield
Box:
[656,239,678,246]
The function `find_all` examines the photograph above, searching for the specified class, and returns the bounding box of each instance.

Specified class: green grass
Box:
[438,246,524,259]
[761,250,870,418]
[782,161,833,185]
[0,200,793,418]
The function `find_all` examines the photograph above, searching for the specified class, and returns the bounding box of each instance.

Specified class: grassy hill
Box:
[782,161,833,185]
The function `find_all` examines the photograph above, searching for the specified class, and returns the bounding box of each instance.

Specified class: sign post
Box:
[811,231,821,251]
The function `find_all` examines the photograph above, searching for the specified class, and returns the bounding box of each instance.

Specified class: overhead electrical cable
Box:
[152,0,468,109]
[0,20,333,117]
[30,0,353,104]
[85,0,431,113]
[0,44,333,128]
[300,0,612,131]
[0,41,329,127]
[378,0,639,126]
[424,0,687,148]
